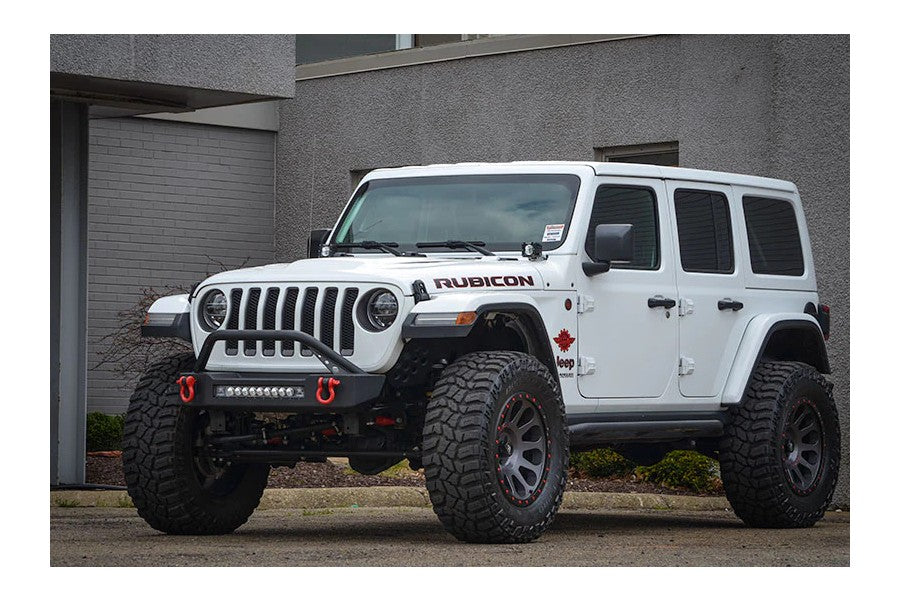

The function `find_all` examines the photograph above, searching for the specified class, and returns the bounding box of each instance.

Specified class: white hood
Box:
[199,255,545,296]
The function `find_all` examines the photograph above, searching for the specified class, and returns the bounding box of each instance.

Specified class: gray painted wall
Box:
[52,35,296,99]
[87,118,276,413]
[274,34,850,504]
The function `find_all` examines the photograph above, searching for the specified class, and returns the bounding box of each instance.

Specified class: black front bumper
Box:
[180,371,385,412]
[180,330,385,412]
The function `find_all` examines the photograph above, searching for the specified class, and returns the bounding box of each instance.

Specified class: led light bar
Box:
[214,385,304,399]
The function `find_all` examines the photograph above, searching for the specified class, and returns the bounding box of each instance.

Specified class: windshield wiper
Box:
[330,240,419,257]
[416,240,495,256]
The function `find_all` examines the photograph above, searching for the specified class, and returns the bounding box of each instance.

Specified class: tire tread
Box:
[423,351,568,543]
[720,360,839,528]
[122,353,268,535]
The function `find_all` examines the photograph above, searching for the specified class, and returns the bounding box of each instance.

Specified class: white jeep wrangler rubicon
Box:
[126,161,838,543]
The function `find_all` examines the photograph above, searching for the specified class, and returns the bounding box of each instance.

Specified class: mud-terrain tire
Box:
[720,360,840,528]
[122,353,270,535]
[423,351,569,543]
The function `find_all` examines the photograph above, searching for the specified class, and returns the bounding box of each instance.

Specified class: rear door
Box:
[667,181,750,398]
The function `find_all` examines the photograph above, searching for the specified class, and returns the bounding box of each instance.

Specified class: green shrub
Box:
[570,448,635,478]
[635,450,721,493]
[86,412,125,452]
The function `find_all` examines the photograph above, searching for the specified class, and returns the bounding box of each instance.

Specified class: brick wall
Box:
[87,117,276,413]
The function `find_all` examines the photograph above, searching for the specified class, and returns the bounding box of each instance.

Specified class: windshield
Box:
[331,174,581,253]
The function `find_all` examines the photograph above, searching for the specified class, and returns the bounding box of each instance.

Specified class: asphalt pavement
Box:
[50,506,849,567]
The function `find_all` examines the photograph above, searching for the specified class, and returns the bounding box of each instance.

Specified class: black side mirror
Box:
[308,229,332,258]
[583,224,634,276]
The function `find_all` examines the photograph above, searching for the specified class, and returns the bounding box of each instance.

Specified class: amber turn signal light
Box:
[455,311,477,326]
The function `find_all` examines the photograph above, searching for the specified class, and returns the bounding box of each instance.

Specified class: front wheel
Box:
[719,360,840,528]
[423,351,569,543]
[122,353,270,535]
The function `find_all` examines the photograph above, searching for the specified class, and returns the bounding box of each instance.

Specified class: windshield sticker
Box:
[542,224,565,243]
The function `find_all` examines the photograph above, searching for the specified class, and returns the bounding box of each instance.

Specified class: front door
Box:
[576,178,679,399]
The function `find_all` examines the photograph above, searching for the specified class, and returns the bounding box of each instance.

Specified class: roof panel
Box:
[365,161,796,192]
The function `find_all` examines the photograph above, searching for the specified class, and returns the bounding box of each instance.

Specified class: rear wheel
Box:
[423,351,568,543]
[122,353,269,535]
[719,360,840,528]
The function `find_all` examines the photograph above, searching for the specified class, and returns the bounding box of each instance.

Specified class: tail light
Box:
[818,304,831,341]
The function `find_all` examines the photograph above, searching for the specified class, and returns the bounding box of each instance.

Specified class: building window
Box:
[743,196,805,276]
[595,141,679,167]
[296,35,413,65]
[295,34,491,65]
[674,189,734,274]
[414,34,489,47]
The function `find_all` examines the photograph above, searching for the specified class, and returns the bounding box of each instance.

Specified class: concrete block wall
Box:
[275,34,850,505]
[87,117,276,413]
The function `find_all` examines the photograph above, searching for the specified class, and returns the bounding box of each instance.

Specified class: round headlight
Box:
[366,290,398,330]
[201,290,227,330]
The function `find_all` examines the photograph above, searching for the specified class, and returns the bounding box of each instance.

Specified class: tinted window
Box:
[295,35,397,65]
[586,186,659,269]
[743,196,805,276]
[674,190,734,273]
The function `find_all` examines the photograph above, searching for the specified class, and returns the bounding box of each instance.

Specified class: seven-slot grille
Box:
[221,285,360,357]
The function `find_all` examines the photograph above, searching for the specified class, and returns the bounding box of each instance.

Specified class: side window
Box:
[743,196,805,276]
[585,186,659,269]
[673,189,734,273]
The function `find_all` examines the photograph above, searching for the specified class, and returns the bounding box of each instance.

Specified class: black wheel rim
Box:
[495,393,549,506]
[781,400,824,495]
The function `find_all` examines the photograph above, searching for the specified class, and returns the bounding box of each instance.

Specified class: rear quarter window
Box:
[742,196,805,276]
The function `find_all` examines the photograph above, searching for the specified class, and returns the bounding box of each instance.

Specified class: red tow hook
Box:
[316,376,341,405]
[177,375,196,403]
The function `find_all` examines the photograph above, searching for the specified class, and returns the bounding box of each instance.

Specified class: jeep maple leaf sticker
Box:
[542,224,565,243]
[553,329,575,352]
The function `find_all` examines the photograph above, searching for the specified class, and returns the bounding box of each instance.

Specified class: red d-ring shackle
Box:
[177,375,196,403]
[316,376,341,405]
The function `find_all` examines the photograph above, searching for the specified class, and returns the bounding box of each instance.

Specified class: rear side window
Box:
[673,189,734,273]
[586,186,659,269]
[743,196,805,276]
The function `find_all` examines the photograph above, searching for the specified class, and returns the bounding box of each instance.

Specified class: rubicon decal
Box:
[433,275,535,289]
[553,329,575,352]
